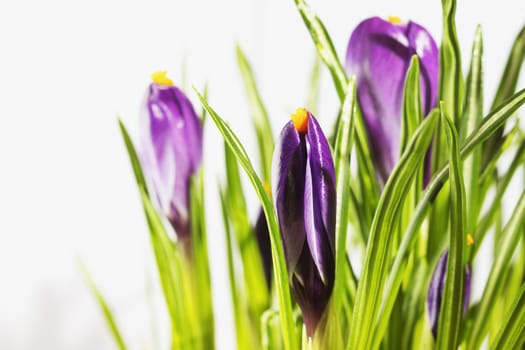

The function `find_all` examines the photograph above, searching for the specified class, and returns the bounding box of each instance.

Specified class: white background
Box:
[0,0,523,349]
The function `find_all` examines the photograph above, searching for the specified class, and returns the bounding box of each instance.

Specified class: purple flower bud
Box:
[345,16,439,185]
[427,250,472,338]
[139,71,203,241]
[254,208,272,289]
[272,108,336,336]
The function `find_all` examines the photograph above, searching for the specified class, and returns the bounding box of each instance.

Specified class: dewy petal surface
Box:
[345,17,438,184]
[303,114,336,284]
[140,82,203,238]
[272,121,308,274]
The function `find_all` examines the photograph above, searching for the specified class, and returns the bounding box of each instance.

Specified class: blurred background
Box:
[0,0,523,348]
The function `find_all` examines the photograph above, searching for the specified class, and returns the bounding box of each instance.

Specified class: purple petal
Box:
[140,83,203,238]
[345,17,438,185]
[426,250,472,338]
[272,121,307,273]
[303,114,336,284]
[254,208,272,289]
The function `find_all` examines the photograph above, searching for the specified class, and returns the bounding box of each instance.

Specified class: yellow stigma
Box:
[466,234,475,246]
[388,16,402,24]
[151,71,174,86]
[291,108,309,133]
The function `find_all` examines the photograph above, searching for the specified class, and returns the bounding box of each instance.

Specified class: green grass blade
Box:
[400,55,423,154]
[490,284,525,350]
[333,77,357,311]
[483,24,525,163]
[79,261,127,350]
[306,53,322,115]
[466,188,525,349]
[348,112,438,350]
[224,141,269,315]
[473,137,525,258]
[236,46,274,183]
[292,0,379,211]
[436,103,466,350]
[376,88,525,337]
[118,119,148,194]
[439,0,464,125]
[194,89,298,350]
[460,26,484,239]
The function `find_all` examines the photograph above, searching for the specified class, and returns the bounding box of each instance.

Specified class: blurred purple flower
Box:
[272,108,336,336]
[254,208,272,289]
[139,71,203,241]
[345,16,439,185]
[427,250,472,338]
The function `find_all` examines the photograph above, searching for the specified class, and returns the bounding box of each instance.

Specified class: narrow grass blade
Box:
[466,189,525,349]
[483,24,525,163]
[118,119,148,194]
[306,52,322,115]
[460,26,483,239]
[292,0,379,212]
[236,46,274,183]
[376,88,525,339]
[79,261,127,350]
[400,56,423,154]
[333,77,357,311]
[436,103,466,350]
[347,112,438,350]
[490,284,525,350]
[194,89,298,350]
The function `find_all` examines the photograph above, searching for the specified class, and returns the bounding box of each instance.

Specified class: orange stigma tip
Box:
[466,234,474,246]
[291,108,309,133]
[151,71,174,86]
[388,16,402,24]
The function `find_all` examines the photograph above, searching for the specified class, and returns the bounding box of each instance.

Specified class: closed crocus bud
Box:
[254,207,272,290]
[139,71,203,242]
[427,249,472,338]
[345,16,439,185]
[272,108,336,336]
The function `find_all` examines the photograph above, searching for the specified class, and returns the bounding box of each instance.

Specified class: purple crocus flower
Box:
[139,71,203,241]
[272,108,336,336]
[345,16,439,185]
[427,250,472,338]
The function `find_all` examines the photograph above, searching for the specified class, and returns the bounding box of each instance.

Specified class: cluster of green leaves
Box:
[84,0,525,349]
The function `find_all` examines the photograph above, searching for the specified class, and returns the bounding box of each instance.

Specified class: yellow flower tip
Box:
[262,182,272,198]
[466,234,475,246]
[291,108,309,133]
[388,16,402,24]
[151,71,174,86]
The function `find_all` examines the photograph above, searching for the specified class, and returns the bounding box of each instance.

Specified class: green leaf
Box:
[292,0,380,218]
[236,46,274,183]
[376,88,525,340]
[439,0,464,125]
[194,89,298,350]
[333,77,357,312]
[466,189,525,349]
[473,137,525,258]
[490,284,525,350]
[400,55,423,154]
[306,52,322,115]
[118,119,148,194]
[219,187,256,350]
[483,24,525,164]
[460,26,484,241]
[436,103,466,350]
[224,141,269,315]
[347,111,438,350]
[79,261,127,350]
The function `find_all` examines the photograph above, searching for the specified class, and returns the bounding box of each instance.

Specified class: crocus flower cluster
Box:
[427,250,472,338]
[272,108,336,336]
[139,71,203,241]
[345,16,439,185]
